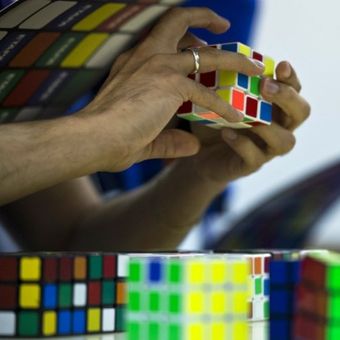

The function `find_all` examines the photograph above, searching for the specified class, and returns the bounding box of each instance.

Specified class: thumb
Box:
[142,129,201,160]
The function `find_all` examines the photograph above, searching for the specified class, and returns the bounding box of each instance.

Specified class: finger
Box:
[221,129,268,171]
[181,77,244,122]
[141,129,201,160]
[261,78,311,130]
[173,47,265,75]
[275,61,302,92]
[250,122,296,156]
[145,7,230,52]
[178,32,208,50]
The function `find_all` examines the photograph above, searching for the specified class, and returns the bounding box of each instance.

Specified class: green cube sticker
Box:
[328,265,340,290]
[329,295,340,319]
[149,291,161,312]
[169,323,182,340]
[169,293,181,314]
[59,283,72,307]
[129,261,142,283]
[89,255,102,279]
[128,291,141,312]
[264,300,269,319]
[115,307,126,332]
[148,322,161,340]
[250,76,261,96]
[255,278,262,295]
[18,311,39,336]
[168,261,182,284]
[102,280,115,305]
[327,323,340,340]
[127,322,141,340]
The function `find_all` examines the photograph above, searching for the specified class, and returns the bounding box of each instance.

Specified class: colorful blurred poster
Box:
[0,0,183,123]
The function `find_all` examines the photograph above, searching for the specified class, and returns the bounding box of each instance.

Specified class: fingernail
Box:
[225,129,238,141]
[264,79,279,94]
[282,62,292,78]
[251,59,265,71]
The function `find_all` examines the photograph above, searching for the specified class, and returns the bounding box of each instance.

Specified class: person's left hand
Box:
[184,61,310,184]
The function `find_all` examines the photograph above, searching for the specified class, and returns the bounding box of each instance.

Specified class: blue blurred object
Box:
[183,0,259,44]
[0,0,16,10]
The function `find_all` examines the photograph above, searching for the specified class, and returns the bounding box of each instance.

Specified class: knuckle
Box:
[167,71,183,85]
[284,85,296,100]
[169,7,188,20]
[279,134,296,154]
[248,157,263,171]
[145,54,165,69]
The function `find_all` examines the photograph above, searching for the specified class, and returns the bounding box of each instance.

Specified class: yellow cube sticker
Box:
[210,260,227,284]
[210,322,227,340]
[231,321,248,340]
[187,323,205,340]
[263,56,275,76]
[187,291,205,314]
[19,284,41,308]
[187,261,205,285]
[231,262,249,284]
[87,308,101,332]
[210,291,227,315]
[20,257,41,281]
[43,311,56,336]
[232,291,248,314]
[238,43,252,57]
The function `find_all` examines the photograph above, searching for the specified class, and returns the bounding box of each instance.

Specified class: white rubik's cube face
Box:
[177,42,275,130]
[126,255,250,340]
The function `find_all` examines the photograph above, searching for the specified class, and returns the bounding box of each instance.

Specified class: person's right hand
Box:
[79,7,265,172]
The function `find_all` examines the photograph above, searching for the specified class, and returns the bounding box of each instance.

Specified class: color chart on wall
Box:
[0,0,184,123]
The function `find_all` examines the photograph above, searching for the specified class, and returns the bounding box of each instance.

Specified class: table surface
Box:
[45,322,269,340]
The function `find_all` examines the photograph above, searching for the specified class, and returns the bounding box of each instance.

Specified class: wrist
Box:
[73,109,128,173]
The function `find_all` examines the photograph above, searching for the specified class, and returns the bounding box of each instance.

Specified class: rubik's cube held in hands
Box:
[177,42,275,129]
[126,254,250,340]
[0,253,128,338]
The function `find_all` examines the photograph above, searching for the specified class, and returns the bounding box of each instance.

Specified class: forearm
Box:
[70,158,227,251]
[0,116,101,205]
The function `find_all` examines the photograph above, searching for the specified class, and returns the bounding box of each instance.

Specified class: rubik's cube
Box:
[177,42,275,129]
[126,254,250,340]
[0,253,128,338]
[294,252,340,340]
[246,254,270,321]
[269,250,328,340]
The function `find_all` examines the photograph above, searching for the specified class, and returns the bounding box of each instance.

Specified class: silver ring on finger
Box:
[186,47,200,74]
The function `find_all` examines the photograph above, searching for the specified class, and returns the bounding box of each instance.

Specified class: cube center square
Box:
[177,42,275,130]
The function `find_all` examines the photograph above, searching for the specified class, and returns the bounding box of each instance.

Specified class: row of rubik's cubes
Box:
[0,250,339,339]
[177,42,275,129]
[0,253,129,337]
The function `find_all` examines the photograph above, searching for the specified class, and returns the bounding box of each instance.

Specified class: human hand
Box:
[78,8,265,172]
[186,61,310,184]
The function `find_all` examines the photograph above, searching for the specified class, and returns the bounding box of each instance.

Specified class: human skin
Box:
[0,8,310,251]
